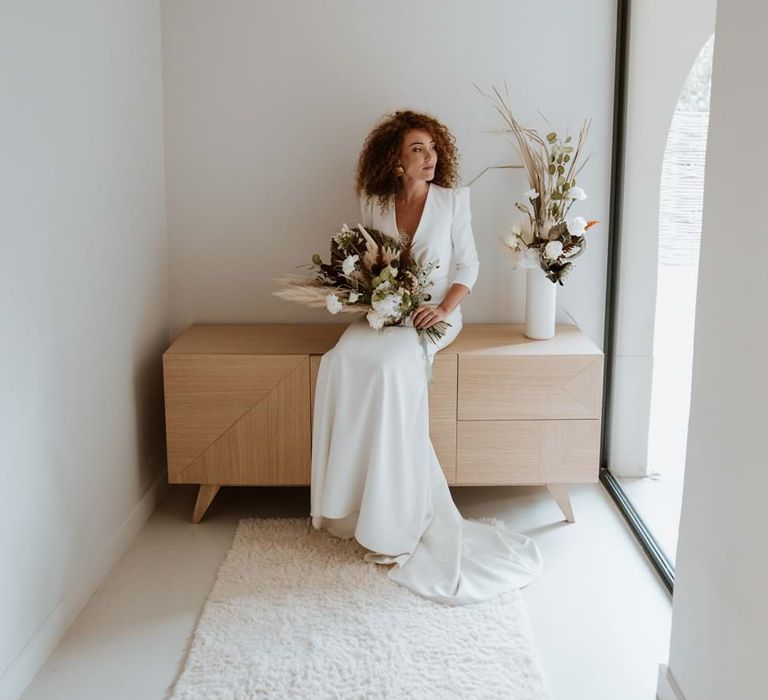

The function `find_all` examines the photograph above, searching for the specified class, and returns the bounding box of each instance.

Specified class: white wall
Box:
[608,0,716,476]
[161,0,616,348]
[0,2,169,697]
[658,0,768,697]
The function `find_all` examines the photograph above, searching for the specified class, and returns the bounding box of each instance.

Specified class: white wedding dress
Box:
[310,183,544,606]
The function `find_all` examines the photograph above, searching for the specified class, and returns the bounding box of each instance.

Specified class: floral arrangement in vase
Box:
[503,181,599,285]
[271,222,452,344]
[473,82,600,285]
[472,81,601,338]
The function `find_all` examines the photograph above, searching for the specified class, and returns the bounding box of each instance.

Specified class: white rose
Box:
[366,309,386,330]
[569,186,587,200]
[544,240,564,260]
[567,215,587,236]
[349,291,360,303]
[372,292,401,318]
[325,293,342,314]
[523,188,539,200]
[342,254,359,276]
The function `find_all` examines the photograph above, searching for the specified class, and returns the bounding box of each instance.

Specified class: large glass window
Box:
[602,0,716,590]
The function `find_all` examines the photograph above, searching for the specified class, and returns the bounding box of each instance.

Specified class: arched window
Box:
[645,34,713,563]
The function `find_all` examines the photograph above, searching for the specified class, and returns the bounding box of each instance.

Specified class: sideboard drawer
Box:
[457,421,541,484]
[457,355,603,420]
[456,419,601,484]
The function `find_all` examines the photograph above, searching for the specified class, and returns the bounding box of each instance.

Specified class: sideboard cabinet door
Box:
[164,354,310,485]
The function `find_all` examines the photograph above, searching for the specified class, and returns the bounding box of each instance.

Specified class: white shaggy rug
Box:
[168,517,551,700]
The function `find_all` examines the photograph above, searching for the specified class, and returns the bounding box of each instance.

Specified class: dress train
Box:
[310,313,544,606]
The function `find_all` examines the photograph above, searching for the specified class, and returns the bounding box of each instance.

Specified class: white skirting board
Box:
[0,455,170,700]
[657,663,687,700]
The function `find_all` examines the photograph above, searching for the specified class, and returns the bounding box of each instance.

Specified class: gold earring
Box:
[395,165,404,176]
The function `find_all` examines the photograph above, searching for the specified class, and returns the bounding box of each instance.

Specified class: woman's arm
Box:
[415,281,469,328]
[448,186,480,295]
[438,283,471,315]
[415,186,480,328]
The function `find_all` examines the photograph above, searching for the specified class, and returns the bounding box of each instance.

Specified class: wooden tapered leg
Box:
[192,484,221,523]
[546,483,575,523]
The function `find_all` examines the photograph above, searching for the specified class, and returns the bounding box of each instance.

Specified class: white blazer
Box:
[358,183,480,306]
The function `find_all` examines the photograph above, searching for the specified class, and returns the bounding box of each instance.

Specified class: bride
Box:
[310,109,544,606]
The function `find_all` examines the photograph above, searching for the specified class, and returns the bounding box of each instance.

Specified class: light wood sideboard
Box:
[162,323,604,523]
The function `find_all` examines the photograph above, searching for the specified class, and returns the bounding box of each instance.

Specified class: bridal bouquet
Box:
[272,223,452,344]
[474,82,600,285]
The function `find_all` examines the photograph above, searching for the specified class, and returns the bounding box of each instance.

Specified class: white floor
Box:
[20,482,672,700]
[617,473,684,565]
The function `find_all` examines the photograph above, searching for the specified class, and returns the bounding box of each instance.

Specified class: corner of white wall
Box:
[0,452,170,700]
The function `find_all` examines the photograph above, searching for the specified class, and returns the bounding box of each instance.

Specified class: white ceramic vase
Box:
[524,265,557,339]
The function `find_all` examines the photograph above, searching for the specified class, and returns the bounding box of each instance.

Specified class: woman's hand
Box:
[412,303,448,330]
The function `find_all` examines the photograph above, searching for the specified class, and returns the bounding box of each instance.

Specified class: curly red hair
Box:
[354,110,461,213]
